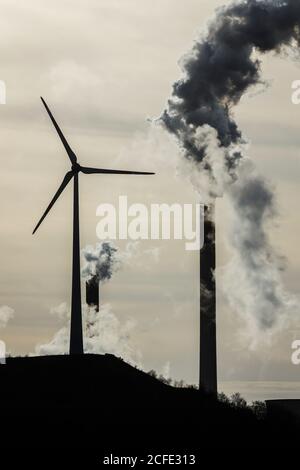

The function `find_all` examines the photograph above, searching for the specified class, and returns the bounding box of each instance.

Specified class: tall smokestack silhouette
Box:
[161,0,299,382]
[86,276,99,312]
[200,204,216,395]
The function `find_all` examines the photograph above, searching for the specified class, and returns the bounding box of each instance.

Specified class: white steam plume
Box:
[0,305,14,328]
[35,303,141,366]
[160,0,300,340]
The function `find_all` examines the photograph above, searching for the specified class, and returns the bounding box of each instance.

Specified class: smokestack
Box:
[86,275,99,312]
[161,0,300,344]
[200,204,217,396]
[83,241,119,313]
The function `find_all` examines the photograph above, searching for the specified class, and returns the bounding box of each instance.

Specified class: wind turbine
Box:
[33,97,154,355]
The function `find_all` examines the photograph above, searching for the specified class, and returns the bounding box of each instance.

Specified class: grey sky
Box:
[0,0,300,400]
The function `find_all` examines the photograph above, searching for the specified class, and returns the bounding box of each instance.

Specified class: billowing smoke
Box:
[223,164,297,345]
[161,0,299,339]
[161,0,300,188]
[36,241,160,361]
[0,305,14,328]
[82,240,160,282]
[82,242,119,283]
[35,303,141,366]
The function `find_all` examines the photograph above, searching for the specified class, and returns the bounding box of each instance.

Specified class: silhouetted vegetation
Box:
[149,369,267,420]
[0,354,297,451]
[147,369,196,389]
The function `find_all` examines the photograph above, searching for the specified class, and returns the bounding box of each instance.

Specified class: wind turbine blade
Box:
[32,171,74,234]
[80,166,155,175]
[41,97,77,165]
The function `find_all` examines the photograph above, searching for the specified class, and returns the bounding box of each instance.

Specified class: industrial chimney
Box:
[200,204,217,396]
[86,275,99,312]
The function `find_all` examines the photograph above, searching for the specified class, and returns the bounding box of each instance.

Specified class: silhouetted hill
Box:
[0,354,298,452]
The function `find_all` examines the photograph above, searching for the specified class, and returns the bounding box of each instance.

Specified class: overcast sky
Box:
[0,0,300,401]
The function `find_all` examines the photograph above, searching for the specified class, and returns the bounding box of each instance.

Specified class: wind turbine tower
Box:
[33,98,154,354]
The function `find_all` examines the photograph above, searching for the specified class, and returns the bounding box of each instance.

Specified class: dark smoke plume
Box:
[162,0,300,180]
[161,0,299,340]
[82,242,119,283]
